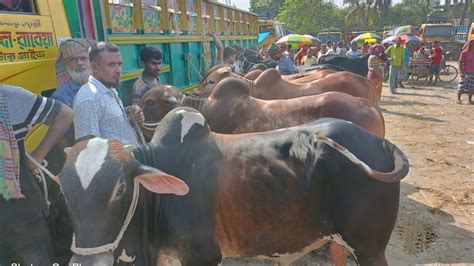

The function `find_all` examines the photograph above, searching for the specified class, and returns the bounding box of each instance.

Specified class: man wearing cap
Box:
[268,44,299,75]
[51,39,95,108]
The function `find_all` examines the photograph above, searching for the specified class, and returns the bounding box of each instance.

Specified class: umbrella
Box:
[393,25,420,36]
[351,32,382,45]
[276,34,313,45]
[382,34,423,45]
[258,32,271,43]
[304,34,321,45]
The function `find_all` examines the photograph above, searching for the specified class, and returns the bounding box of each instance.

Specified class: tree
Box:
[345,3,377,30]
[344,0,391,31]
[277,0,340,35]
[250,0,285,19]
[460,0,472,25]
[388,2,431,26]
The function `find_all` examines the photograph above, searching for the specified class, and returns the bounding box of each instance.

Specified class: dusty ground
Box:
[224,66,474,266]
[381,72,474,265]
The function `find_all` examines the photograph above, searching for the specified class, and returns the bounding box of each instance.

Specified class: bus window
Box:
[0,0,37,14]
[274,23,284,39]
[423,25,452,38]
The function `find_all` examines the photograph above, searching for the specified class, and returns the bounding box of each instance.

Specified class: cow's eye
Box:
[145,100,156,106]
[208,80,215,84]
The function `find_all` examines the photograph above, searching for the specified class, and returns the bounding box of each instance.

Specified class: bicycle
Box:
[438,56,458,83]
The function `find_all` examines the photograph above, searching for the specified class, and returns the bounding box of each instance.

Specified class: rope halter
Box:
[70,178,141,256]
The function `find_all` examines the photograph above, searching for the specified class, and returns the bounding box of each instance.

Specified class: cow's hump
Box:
[210,77,251,100]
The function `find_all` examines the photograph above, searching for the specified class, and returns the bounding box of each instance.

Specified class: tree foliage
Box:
[388,3,431,27]
[273,0,457,35]
[250,0,285,19]
[276,0,340,35]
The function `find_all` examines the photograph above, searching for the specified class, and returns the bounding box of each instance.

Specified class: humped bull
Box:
[58,107,409,266]
[141,78,385,136]
[197,66,377,103]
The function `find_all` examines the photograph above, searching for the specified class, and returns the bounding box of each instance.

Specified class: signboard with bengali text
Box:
[0,15,58,63]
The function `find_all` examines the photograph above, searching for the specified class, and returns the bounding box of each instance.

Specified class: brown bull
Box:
[198,66,377,104]
[140,78,385,137]
[244,68,336,83]
[282,69,337,83]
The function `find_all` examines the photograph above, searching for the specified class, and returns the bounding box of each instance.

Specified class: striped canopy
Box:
[383,34,423,45]
[276,34,313,45]
[393,25,420,36]
[351,32,382,45]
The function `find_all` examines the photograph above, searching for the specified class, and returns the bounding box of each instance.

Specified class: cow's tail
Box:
[315,134,409,183]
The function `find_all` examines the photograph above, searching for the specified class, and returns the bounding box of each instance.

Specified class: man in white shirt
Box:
[73,42,144,147]
[346,43,362,57]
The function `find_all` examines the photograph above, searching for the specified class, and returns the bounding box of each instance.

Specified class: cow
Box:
[283,69,338,84]
[245,64,345,82]
[197,66,377,104]
[59,107,410,266]
[140,78,385,137]
[59,138,190,265]
[318,54,370,77]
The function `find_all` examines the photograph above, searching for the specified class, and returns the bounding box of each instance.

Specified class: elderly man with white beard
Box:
[51,39,95,107]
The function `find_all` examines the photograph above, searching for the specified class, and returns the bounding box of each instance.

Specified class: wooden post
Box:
[209,1,215,33]
[102,0,112,31]
[195,0,202,33]
[219,5,225,35]
[179,0,187,33]
[160,0,169,32]
[134,0,144,33]
[236,11,241,34]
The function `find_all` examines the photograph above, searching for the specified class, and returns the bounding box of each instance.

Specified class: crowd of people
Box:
[249,36,473,103]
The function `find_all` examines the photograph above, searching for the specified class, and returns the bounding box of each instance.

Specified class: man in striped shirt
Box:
[0,85,73,264]
[74,42,144,147]
[131,46,162,105]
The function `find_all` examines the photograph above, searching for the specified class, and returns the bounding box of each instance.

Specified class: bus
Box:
[420,23,462,59]
[0,0,258,150]
[258,19,285,47]
[317,32,342,43]
[420,23,454,43]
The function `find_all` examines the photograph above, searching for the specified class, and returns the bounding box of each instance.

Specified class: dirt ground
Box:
[381,70,474,266]
[224,65,474,266]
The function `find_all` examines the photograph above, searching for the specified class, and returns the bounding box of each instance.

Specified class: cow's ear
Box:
[135,165,189,196]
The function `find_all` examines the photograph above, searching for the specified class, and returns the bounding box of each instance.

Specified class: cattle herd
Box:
[48,60,409,266]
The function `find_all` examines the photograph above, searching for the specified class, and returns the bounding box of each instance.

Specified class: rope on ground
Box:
[419,190,436,209]
[450,194,470,219]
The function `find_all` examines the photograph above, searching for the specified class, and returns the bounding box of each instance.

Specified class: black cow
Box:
[298,64,347,73]
[59,138,190,265]
[318,54,370,77]
[59,107,409,266]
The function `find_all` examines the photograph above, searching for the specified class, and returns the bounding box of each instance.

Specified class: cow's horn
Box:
[315,134,409,183]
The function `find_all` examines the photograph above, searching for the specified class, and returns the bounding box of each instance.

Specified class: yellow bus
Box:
[420,23,454,43]
[258,19,285,47]
[317,32,342,43]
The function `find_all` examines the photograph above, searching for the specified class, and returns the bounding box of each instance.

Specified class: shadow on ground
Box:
[379,107,444,123]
